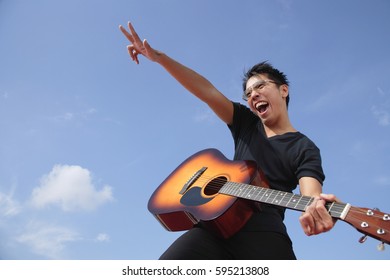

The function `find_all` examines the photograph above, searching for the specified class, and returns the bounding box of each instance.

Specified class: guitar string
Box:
[181,174,390,219]
[183,175,334,212]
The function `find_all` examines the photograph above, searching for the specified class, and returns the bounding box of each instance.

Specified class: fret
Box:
[285,194,302,209]
[220,182,231,194]
[299,196,314,211]
[267,189,280,204]
[327,202,336,215]
[245,186,259,199]
[272,191,288,206]
[327,202,349,219]
[225,182,241,197]
[262,189,274,203]
[241,184,252,198]
[251,186,265,202]
[279,192,293,207]
[275,191,288,205]
[253,186,267,202]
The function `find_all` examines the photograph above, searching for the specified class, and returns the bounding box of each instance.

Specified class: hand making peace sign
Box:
[119,22,159,64]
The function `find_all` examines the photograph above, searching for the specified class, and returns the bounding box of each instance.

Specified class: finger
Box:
[128,22,142,43]
[305,197,321,219]
[302,197,323,235]
[143,39,150,48]
[127,45,140,64]
[143,39,152,54]
[299,212,315,236]
[126,45,135,60]
[119,25,135,44]
[320,193,339,202]
[315,199,333,221]
[139,39,147,52]
[312,198,326,220]
[312,199,334,233]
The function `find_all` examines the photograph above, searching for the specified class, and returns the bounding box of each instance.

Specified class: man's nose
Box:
[251,90,261,100]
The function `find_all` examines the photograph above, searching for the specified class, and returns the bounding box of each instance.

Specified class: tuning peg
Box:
[359,235,368,243]
[377,242,385,251]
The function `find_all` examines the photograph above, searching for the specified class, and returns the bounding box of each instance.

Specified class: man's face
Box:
[245,74,289,126]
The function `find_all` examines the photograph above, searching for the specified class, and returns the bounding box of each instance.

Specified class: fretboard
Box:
[220,181,350,220]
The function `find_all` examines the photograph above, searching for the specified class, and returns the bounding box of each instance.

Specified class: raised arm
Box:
[119,22,234,125]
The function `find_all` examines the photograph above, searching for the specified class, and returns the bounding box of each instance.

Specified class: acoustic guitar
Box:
[148,149,389,248]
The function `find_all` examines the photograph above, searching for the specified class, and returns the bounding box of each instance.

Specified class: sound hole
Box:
[204,176,227,196]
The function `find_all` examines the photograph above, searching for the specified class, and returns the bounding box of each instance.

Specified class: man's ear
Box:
[280,84,289,98]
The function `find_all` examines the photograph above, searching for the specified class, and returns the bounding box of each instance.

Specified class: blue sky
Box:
[0,0,389,260]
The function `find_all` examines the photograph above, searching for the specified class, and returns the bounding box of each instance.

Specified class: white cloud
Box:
[30,165,113,212]
[16,221,79,259]
[371,105,390,126]
[62,112,74,121]
[0,191,21,217]
[87,108,97,114]
[52,107,97,123]
[95,233,110,242]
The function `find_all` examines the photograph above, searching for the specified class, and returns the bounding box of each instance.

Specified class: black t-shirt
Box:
[228,102,325,235]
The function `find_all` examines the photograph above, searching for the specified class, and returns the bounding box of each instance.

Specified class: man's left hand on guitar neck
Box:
[299,193,339,236]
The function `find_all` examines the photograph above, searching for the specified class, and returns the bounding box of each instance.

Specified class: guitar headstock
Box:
[344,206,390,249]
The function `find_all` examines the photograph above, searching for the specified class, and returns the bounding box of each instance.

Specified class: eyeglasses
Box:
[242,80,278,101]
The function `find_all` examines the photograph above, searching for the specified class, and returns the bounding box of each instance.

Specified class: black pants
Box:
[159,226,296,260]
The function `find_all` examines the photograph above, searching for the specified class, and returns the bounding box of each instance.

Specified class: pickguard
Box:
[180,186,213,206]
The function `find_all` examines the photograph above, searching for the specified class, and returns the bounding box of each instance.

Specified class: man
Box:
[119,22,337,259]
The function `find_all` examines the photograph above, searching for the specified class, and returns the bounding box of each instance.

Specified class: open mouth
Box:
[256,102,269,114]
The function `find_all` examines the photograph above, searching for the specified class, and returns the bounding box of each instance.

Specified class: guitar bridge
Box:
[179,167,208,194]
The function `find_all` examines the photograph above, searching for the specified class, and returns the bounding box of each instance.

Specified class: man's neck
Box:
[263,120,297,138]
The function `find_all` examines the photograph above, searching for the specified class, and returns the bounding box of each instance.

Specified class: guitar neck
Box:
[220,181,351,220]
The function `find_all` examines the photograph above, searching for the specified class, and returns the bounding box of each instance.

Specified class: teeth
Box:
[256,102,268,110]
